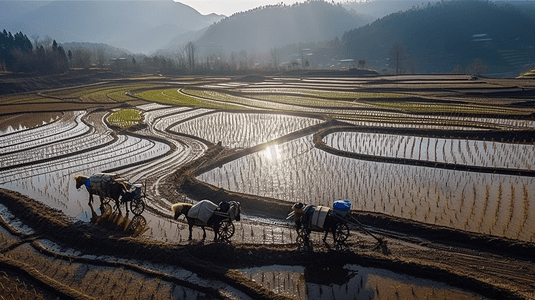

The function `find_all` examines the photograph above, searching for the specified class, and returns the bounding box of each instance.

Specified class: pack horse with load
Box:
[74,173,146,216]
[171,199,241,241]
[290,200,386,251]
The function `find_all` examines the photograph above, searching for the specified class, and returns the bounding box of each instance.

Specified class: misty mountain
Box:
[341,0,535,74]
[193,1,373,56]
[0,0,224,54]
[342,0,440,20]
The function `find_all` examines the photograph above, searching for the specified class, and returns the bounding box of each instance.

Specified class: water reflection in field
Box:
[325,131,535,170]
[240,264,487,300]
[198,135,535,242]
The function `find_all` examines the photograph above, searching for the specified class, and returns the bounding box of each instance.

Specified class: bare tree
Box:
[184,42,196,71]
[72,48,92,69]
[389,41,407,75]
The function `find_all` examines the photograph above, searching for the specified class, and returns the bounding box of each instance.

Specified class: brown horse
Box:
[171,201,241,241]
[74,174,128,214]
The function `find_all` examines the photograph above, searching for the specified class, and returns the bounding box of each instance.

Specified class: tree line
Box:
[1,30,69,74]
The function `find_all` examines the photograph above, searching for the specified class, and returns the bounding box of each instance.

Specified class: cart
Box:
[291,200,385,250]
[211,210,235,240]
[101,180,146,216]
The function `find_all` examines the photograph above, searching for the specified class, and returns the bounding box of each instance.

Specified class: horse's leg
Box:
[295,220,302,234]
[304,228,311,245]
[331,223,337,243]
[188,222,193,240]
[115,197,122,215]
[213,223,219,241]
[97,192,105,209]
[200,225,206,240]
[323,228,329,243]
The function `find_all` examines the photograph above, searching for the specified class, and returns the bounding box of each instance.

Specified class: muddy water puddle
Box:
[240,264,488,300]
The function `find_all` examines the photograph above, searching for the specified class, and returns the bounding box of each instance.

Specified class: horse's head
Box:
[116,180,128,194]
[73,174,88,189]
[291,202,306,221]
[228,201,241,221]
[171,203,191,220]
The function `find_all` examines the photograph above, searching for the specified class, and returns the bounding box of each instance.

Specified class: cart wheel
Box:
[130,198,145,215]
[128,215,147,235]
[334,223,350,243]
[217,219,235,240]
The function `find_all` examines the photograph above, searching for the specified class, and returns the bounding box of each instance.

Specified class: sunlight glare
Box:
[263,144,281,161]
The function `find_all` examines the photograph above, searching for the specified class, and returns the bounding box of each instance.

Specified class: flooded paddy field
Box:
[1,74,535,299]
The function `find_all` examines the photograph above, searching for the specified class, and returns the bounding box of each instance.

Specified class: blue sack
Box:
[333,199,351,211]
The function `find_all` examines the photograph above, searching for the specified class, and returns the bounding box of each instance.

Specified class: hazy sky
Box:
[175,0,346,16]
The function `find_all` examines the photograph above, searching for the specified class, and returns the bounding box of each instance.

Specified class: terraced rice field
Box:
[1,73,535,299]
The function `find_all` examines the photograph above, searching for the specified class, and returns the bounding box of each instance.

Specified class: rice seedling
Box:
[107,108,142,128]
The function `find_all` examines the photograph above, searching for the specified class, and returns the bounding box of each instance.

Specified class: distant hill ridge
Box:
[341,0,535,74]
[0,0,224,54]
[194,1,372,56]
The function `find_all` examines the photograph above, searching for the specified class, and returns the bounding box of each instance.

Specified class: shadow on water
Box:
[240,263,488,300]
[89,204,149,236]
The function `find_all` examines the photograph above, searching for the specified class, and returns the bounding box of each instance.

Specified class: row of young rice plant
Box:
[1,111,116,169]
[240,264,485,300]
[0,111,85,153]
[340,119,483,131]
[0,108,202,241]
[235,87,406,100]
[0,120,170,220]
[0,240,205,300]
[232,82,364,91]
[324,132,535,170]
[137,103,171,111]
[183,88,419,119]
[169,112,323,148]
[181,87,532,131]
[135,88,244,110]
[181,89,295,110]
[241,94,375,109]
[142,106,197,126]
[107,108,142,128]
[43,84,153,102]
[151,108,214,132]
[197,135,535,242]
[338,113,535,130]
[364,100,532,116]
[1,129,114,169]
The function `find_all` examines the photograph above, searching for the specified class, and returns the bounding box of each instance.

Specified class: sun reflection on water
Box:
[263,144,282,160]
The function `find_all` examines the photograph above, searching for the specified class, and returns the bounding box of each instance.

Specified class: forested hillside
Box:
[341,0,535,75]
[195,1,372,56]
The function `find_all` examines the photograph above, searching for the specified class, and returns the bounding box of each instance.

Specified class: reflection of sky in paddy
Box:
[325,132,535,170]
[170,112,322,148]
[263,144,282,161]
[197,135,535,242]
[240,264,486,300]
